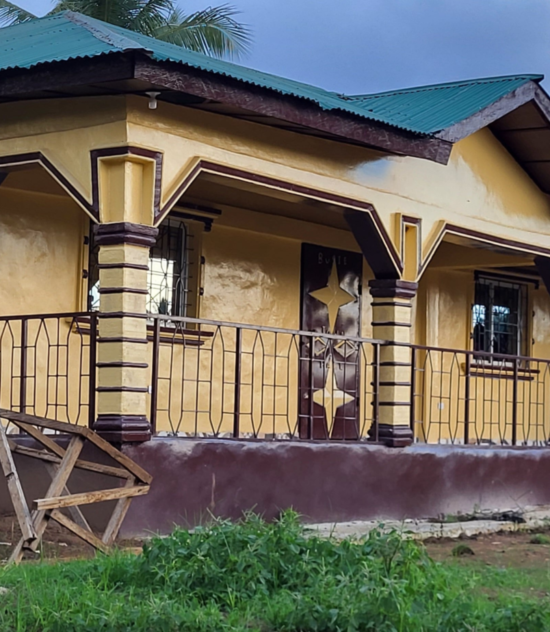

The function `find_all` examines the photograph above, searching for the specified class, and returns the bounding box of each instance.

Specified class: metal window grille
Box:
[472,276,528,357]
[87,217,195,317]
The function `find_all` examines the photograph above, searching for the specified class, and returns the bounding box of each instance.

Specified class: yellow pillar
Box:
[92,153,159,442]
[369,279,417,447]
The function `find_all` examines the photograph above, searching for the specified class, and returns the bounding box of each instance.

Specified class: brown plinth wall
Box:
[1,438,550,538]
[116,438,550,537]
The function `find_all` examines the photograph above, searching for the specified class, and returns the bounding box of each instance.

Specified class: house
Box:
[1,12,550,533]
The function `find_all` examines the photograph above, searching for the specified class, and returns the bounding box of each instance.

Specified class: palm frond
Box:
[153,4,251,59]
[0,0,37,27]
[126,0,173,36]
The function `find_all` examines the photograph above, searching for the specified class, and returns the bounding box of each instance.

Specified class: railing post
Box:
[149,317,161,435]
[409,346,416,440]
[88,313,97,428]
[372,342,380,442]
[19,318,28,414]
[308,335,314,440]
[233,327,241,438]
[512,357,519,446]
[464,353,471,445]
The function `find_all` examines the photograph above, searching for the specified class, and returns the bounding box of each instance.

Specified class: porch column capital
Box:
[368,279,418,299]
[93,222,158,247]
[368,280,416,448]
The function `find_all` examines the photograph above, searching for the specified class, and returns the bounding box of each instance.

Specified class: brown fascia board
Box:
[133,56,452,164]
[0,51,451,163]
[0,53,135,99]
[435,81,543,143]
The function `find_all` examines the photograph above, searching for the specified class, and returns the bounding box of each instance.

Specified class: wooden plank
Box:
[9,435,85,564]
[44,463,91,533]
[102,477,136,546]
[50,509,110,555]
[35,484,149,511]
[0,424,35,543]
[82,428,153,484]
[11,422,65,459]
[9,443,132,479]
[0,409,87,436]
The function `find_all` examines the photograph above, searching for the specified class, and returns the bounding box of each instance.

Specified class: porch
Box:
[1,310,549,448]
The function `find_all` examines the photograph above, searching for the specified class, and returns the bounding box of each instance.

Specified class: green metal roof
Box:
[346,75,544,135]
[0,11,544,137]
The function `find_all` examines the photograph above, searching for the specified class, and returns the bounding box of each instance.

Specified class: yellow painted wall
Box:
[0,184,90,426]
[125,96,550,263]
[0,186,84,314]
[414,267,550,445]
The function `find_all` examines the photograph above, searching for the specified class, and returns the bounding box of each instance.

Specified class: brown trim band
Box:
[96,386,149,393]
[379,381,412,387]
[98,337,149,345]
[380,361,412,367]
[98,287,149,295]
[97,263,150,271]
[97,312,149,319]
[372,301,413,308]
[97,362,149,369]
[379,402,411,406]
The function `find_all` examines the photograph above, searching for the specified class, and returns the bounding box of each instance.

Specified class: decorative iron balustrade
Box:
[149,315,382,441]
[410,345,550,446]
[0,312,96,429]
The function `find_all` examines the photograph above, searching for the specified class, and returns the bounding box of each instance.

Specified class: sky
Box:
[15,0,550,94]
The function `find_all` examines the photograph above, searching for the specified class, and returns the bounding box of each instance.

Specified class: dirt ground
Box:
[0,515,143,561]
[424,529,550,569]
[0,513,550,568]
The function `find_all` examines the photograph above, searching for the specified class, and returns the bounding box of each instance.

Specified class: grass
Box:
[0,512,548,631]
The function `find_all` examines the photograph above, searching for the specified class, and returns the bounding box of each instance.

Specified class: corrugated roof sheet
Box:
[0,12,544,137]
[346,75,543,135]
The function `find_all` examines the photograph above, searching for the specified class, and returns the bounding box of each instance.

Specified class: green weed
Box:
[0,511,547,631]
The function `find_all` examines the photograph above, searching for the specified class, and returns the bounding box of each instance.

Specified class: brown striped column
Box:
[369,279,417,447]
[93,222,158,443]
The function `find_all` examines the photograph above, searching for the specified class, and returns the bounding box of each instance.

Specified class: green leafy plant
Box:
[0,511,549,631]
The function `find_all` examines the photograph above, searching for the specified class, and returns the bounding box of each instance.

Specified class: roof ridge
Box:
[346,74,544,101]
[62,11,148,52]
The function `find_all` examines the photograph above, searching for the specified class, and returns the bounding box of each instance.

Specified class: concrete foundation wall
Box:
[120,438,550,537]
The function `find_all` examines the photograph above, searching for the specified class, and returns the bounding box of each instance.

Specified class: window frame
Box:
[86,215,204,320]
[471,273,529,363]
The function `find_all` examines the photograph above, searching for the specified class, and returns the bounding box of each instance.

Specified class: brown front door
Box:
[299,243,363,439]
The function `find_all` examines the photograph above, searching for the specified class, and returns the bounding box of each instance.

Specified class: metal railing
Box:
[0,312,97,428]
[411,345,550,446]
[149,315,382,441]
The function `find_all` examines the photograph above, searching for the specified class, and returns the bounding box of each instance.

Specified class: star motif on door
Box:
[309,259,355,333]
[312,360,354,424]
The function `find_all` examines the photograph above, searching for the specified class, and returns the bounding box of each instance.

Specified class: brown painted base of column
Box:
[369,423,413,447]
[93,415,152,443]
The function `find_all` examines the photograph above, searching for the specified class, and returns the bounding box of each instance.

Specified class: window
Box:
[472,276,528,357]
[88,216,201,318]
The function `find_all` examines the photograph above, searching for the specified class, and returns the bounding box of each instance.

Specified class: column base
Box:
[93,414,152,443]
[369,423,413,447]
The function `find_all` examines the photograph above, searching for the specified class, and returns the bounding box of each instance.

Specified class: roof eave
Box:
[434,81,540,143]
[0,51,452,165]
[134,56,452,164]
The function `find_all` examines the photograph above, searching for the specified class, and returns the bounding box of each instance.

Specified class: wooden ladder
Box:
[0,409,152,564]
